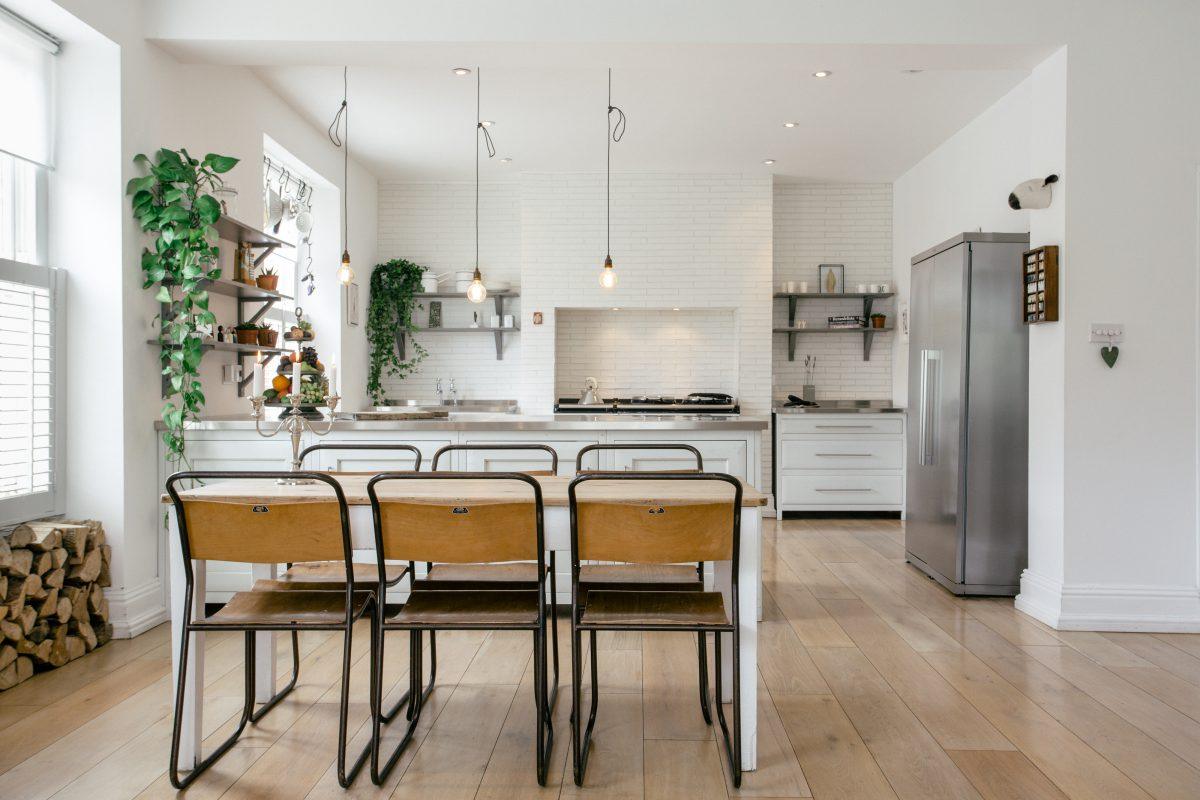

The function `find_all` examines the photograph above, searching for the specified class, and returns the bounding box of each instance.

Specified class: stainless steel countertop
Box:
[162,413,769,432]
[773,400,905,414]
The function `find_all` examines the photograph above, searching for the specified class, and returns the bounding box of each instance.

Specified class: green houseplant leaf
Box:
[130,146,237,464]
[366,258,428,405]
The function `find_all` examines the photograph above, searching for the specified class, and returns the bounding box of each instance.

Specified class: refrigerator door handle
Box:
[918,349,940,466]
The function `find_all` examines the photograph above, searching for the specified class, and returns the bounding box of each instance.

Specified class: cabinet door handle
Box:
[814,453,873,457]
[814,424,874,429]
[815,488,873,493]
[918,349,940,466]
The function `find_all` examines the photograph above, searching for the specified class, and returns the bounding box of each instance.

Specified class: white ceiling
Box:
[168,41,1054,182]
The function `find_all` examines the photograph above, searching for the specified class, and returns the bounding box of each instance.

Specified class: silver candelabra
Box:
[248,389,340,484]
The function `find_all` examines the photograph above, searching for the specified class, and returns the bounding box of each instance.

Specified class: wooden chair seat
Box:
[258,561,408,591]
[196,589,372,627]
[421,561,542,587]
[387,590,540,627]
[579,563,700,590]
[579,590,731,629]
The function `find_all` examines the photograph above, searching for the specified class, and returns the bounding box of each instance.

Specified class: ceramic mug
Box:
[782,281,797,293]
[877,282,890,293]
[856,283,867,294]
[798,281,809,293]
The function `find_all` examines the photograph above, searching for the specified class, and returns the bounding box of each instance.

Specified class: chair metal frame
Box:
[165,470,373,790]
[366,472,555,786]
[567,472,743,787]
[574,442,704,473]
[293,442,431,722]
[432,442,558,474]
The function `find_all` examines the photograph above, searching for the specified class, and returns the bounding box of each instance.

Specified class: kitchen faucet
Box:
[435,378,444,404]
[448,377,458,405]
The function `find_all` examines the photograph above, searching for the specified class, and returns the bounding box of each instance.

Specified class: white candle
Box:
[252,354,264,396]
[292,359,302,401]
[329,359,339,396]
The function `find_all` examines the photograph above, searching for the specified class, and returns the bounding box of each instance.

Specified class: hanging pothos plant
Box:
[366,258,428,404]
[127,148,238,463]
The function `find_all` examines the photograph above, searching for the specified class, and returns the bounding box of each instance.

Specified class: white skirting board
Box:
[107,577,170,638]
[1016,568,1200,632]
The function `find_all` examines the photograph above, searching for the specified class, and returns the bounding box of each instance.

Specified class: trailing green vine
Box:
[127,148,238,463]
[366,258,428,404]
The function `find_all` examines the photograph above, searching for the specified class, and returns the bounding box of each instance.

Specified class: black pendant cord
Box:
[475,67,495,274]
[327,66,350,256]
[606,68,626,261]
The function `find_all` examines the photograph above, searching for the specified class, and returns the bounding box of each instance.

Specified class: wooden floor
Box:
[4,519,1200,799]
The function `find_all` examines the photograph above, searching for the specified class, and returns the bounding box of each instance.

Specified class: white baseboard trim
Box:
[1016,569,1200,632]
[107,578,169,639]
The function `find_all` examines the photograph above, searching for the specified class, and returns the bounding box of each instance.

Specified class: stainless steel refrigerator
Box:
[905,233,1029,595]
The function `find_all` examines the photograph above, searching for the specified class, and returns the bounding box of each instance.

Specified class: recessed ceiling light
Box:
[499,157,512,164]
[452,67,471,76]
[782,122,799,128]
[762,159,776,166]
[480,120,495,128]
[812,70,832,78]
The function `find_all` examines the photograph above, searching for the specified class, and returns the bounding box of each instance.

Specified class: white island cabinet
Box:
[158,414,766,602]
[773,409,906,516]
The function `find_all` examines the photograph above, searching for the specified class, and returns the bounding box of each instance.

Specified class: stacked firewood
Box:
[0,520,113,690]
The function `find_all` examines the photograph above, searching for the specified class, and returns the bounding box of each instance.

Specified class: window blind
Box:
[0,5,57,168]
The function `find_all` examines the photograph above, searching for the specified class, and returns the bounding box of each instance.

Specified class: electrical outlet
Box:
[223,364,243,384]
[1089,323,1124,343]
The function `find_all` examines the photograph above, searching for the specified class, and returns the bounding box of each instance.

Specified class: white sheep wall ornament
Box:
[1008,174,1059,210]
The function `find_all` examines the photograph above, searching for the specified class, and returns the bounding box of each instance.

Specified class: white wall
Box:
[773,181,893,402]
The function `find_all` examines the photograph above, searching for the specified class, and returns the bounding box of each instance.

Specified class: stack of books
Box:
[827,315,866,329]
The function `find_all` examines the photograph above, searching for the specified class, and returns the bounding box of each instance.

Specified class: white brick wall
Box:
[555,308,738,399]
[376,182,522,400]
[772,181,894,402]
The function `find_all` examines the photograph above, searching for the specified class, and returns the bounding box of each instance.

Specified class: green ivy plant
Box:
[366,258,428,404]
[127,148,238,463]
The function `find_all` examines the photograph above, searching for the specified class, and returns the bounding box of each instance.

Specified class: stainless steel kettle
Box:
[579,377,602,405]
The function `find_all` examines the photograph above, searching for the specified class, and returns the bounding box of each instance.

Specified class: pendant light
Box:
[600,68,626,289]
[467,67,496,304]
[328,67,354,285]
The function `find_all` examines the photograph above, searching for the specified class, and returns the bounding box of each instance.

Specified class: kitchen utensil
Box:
[295,208,314,234]
[786,393,819,407]
[579,377,602,406]
[266,188,284,229]
[421,275,440,293]
[782,281,796,293]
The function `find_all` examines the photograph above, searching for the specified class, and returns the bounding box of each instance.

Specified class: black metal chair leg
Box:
[336,621,372,788]
[548,553,560,713]
[713,631,742,788]
[168,627,252,790]
[379,629,435,723]
[249,630,300,723]
[533,625,554,785]
[371,626,426,785]
[697,631,713,725]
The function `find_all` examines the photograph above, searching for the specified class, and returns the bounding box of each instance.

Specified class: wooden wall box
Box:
[1022,245,1059,324]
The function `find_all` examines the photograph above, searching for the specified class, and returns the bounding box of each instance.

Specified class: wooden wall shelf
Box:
[773,292,894,361]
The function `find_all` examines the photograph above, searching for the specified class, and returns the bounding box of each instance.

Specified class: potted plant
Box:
[234,321,259,345]
[257,323,279,347]
[870,313,887,329]
[366,259,428,405]
[255,265,279,292]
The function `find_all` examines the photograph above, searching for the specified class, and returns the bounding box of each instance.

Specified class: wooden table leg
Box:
[716,507,760,770]
[251,563,279,703]
[170,509,205,771]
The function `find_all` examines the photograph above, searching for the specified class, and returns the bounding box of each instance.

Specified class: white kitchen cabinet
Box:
[609,438,748,479]
[456,433,601,475]
[773,412,905,515]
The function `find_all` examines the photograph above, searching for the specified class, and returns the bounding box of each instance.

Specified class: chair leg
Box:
[533,624,554,786]
[168,628,252,790]
[548,554,560,713]
[249,630,300,723]
[336,621,372,788]
[572,628,600,786]
[713,631,742,788]
[697,631,713,725]
[380,628,435,723]
[371,626,425,786]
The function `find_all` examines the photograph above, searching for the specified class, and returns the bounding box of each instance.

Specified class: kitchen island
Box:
[157,412,768,601]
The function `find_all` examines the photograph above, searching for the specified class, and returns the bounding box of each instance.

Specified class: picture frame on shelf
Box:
[818,263,845,294]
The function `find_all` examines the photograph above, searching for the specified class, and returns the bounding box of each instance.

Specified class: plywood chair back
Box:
[368,472,544,565]
[165,472,352,567]
[569,473,741,565]
[575,443,704,475]
[432,443,559,476]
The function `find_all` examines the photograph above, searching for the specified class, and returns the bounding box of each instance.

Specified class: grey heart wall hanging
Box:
[1101,345,1119,368]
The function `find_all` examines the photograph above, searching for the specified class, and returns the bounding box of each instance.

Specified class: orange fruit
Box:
[271,374,291,394]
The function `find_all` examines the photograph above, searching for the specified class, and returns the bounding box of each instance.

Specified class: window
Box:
[262,154,316,318]
[0,8,60,524]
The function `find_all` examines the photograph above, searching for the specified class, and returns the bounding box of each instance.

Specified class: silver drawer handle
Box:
[815,488,874,493]
[814,453,873,457]
[814,424,874,429]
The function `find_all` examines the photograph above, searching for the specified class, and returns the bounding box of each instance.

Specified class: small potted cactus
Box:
[870,313,887,329]
[255,265,279,292]
[257,323,279,348]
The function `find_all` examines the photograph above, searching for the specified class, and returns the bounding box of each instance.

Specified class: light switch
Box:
[223,364,243,384]
[1089,323,1124,343]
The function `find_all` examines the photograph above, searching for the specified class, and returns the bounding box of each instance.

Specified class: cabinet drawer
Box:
[779,439,903,470]
[779,474,903,506]
[777,416,903,436]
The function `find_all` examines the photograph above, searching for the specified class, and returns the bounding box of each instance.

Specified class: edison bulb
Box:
[337,250,354,285]
[599,258,617,289]
[466,273,488,303]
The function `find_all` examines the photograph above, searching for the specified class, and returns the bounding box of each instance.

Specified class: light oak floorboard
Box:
[1103,632,1200,687]
[644,739,728,800]
[947,749,1069,800]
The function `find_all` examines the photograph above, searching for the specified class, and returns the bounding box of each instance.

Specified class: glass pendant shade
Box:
[466,266,488,303]
[599,256,617,289]
[336,249,354,285]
